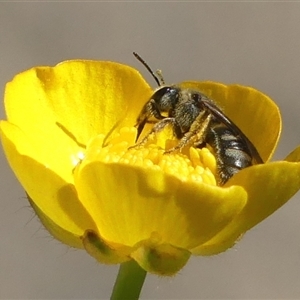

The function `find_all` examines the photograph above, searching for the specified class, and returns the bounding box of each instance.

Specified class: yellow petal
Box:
[75,159,247,250]
[1,60,152,247]
[193,159,300,255]
[28,195,83,248]
[5,60,152,144]
[180,81,281,162]
[3,61,152,182]
[284,145,300,162]
[0,121,97,244]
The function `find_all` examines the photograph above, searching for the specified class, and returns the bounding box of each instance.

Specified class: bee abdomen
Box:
[206,124,253,185]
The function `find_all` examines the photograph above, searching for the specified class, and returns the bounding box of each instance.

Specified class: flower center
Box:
[82,127,217,185]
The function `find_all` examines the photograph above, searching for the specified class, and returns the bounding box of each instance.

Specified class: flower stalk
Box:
[111,260,147,300]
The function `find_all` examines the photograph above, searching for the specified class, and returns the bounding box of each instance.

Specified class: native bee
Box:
[131,52,263,185]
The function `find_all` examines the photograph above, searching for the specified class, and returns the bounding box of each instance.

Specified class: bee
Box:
[131,52,263,185]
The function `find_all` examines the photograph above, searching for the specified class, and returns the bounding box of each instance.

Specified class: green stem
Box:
[110,260,147,300]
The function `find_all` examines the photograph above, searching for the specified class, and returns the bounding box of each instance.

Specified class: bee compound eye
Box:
[153,87,172,99]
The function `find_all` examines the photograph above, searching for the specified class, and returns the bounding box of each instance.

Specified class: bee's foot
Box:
[164,146,181,154]
[128,142,145,150]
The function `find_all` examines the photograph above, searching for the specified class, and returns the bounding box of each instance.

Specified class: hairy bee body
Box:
[132,86,263,185]
[131,53,263,185]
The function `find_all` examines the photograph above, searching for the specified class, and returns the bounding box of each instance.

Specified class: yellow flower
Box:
[1,60,300,276]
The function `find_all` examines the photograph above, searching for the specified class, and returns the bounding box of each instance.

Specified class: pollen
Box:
[83,127,217,186]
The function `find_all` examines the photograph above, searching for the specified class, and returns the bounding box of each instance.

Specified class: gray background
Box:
[1,2,300,299]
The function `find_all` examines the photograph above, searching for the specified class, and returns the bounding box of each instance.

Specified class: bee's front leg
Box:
[130,117,176,149]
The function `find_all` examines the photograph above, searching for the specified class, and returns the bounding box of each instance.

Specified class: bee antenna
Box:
[133,52,163,87]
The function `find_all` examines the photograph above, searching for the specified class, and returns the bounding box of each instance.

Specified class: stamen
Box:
[82,127,217,186]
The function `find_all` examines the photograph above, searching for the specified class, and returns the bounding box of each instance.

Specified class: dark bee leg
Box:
[135,99,165,141]
[129,117,176,149]
[165,112,212,153]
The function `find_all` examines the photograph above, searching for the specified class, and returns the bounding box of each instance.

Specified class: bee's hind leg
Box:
[165,113,212,153]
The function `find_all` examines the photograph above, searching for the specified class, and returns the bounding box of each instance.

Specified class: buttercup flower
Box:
[1,60,300,277]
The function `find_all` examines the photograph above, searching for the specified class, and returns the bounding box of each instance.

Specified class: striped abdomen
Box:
[206,123,253,185]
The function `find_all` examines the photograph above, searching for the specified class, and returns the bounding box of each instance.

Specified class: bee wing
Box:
[202,99,263,164]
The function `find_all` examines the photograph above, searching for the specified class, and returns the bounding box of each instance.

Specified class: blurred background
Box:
[1,2,300,299]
